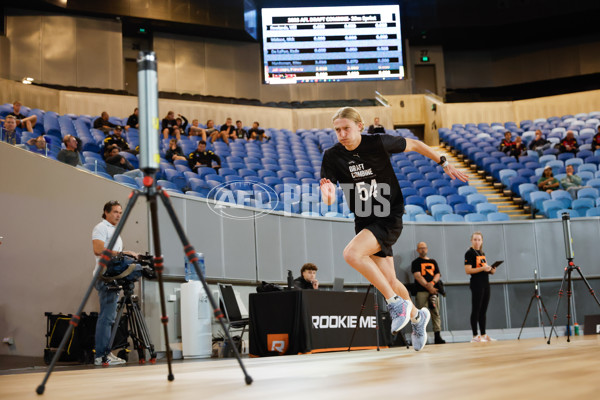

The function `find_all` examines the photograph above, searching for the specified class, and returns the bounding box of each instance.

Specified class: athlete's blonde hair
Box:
[332,107,364,125]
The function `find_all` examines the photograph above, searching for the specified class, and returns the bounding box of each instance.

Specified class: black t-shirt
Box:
[7,111,26,121]
[464,247,489,287]
[411,258,440,292]
[367,124,385,134]
[321,135,406,222]
[93,117,116,130]
[235,128,247,139]
[188,150,221,170]
[220,124,235,135]
[103,135,130,151]
[127,114,138,128]
[293,277,315,290]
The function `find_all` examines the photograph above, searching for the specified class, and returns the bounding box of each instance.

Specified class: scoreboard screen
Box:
[261,5,405,85]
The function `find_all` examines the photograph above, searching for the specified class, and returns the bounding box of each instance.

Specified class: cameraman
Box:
[92,200,138,366]
[411,242,446,344]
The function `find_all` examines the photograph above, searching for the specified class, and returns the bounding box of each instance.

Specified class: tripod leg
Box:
[538,296,558,339]
[148,190,175,381]
[157,189,253,385]
[517,295,536,340]
[107,296,126,357]
[347,285,372,351]
[374,288,380,351]
[547,266,569,345]
[573,266,600,307]
[565,268,573,343]
[132,299,157,363]
[36,190,141,395]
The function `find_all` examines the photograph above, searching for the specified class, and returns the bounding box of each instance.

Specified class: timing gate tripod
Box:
[517,270,556,340]
[106,282,157,364]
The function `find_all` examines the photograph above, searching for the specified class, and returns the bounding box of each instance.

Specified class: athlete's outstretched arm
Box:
[405,138,469,182]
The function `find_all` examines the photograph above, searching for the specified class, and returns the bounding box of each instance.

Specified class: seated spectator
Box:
[57,135,82,167]
[498,131,515,155]
[175,114,188,135]
[293,263,319,290]
[367,117,385,134]
[7,101,37,133]
[512,136,526,160]
[538,165,559,193]
[93,111,117,134]
[188,140,221,173]
[188,119,207,141]
[558,130,579,154]
[234,120,247,140]
[247,121,269,142]
[207,120,228,144]
[161,111,177,139]
[103,126,138,155]
[1,115,21,145]
[528,130,550,155]
[104,144,142,178]
[26,135,48,155]
[220,117,236,141]
[560,164,589,199]
[592,126,600,151]
[126,108,139,130]
[165,138,187,162]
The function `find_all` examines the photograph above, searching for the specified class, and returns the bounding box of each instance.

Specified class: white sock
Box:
[411,310,420,323]
[386,295,401,304]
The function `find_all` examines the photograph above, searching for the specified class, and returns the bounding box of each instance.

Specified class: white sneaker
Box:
[482,334,497,342]
[470,335,484,343]
[107,352,126,364]
[95,353,126,366]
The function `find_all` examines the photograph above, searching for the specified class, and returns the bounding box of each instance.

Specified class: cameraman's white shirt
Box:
[92,219,123,275]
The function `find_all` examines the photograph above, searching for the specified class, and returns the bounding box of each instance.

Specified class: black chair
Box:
[218,284,249,338]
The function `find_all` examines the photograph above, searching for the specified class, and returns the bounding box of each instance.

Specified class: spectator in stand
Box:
[293,263,319,290]
[367,117,385,134]
[93,112,117,134]
[1,115,20,145]
[161,111,177,139]
[528,130,551,156]
[188,119,207,141]
[498,131,515,155]
[592,126,600,151]
[57,135,82,167]
[234,120,247,140]
[104,144,142,178]
[126,108,139,130]
[207,120,229,144]
[248,121,269,142]
[538,165,559,193]
[26,135,48,155]
[103,126,138,155]
[165,138,187,162]
[175,114,188,135]
[512,136,526,160]
[560,164,589,199]
[7,101,37,133]
[219,117,236,141]
[558,130,579,154]
[188,140,221,173]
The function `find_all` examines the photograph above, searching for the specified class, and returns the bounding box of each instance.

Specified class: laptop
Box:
[332,277,344,292]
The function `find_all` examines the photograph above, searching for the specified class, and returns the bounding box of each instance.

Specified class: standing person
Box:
[293,263,319,290]
[411,242,445,344]
[464,231,497,343]
[92,200,138,366]
[319,107,468,351]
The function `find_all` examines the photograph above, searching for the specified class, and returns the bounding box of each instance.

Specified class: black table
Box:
[249,290,381,357]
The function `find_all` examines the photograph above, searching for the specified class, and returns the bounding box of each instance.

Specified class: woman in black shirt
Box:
[464,231,496,342]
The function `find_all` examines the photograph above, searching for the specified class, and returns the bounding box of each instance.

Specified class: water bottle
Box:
[185,253,205,281]
[574,323,580,336]
[287,270,294,290]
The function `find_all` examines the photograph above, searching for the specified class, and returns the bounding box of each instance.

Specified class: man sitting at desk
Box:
[293,263,319,290]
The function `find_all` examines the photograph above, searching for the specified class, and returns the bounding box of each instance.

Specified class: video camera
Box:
[102,252,156,286]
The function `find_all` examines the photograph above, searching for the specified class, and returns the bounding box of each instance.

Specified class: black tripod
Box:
[517,270,556,340]
[107,282,157,364]
[36,51,252,395]
[547,213,600,344]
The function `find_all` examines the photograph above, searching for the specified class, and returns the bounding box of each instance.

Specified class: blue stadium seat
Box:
[419,186,438,198]
[454,203,476,216]
[542,199,563,218]
[518,183,538,203]
[572,198,594,216]
[405,195,427,210]
[441,213,465,222]
[405,205,425,216]
[446,194,467,207]
[586,207,600,217]
[464,213,486,222]
[467,193,487,206]
[476,203,498,215]
[431,204,453,221]
[415,214,435,222]
[577,187,599,200]
[438,186,458,197]
[529,191,551,211]
[487,212,510,221]
[554,209,579,219]
[458,186,477,196]
[426,195,447,210]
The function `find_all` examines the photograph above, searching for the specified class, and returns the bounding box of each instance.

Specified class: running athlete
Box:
[320,107,468,351]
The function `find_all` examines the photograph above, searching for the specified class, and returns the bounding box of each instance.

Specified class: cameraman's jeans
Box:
[94,279,120,358]
[415,291,441,332]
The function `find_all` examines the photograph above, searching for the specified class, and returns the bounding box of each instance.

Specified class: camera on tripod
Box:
[102,252,156,288]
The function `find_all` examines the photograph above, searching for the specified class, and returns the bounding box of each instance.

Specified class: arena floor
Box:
[1,336,598,400]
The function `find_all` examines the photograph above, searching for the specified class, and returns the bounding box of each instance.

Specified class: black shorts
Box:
[354,211,403,258]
